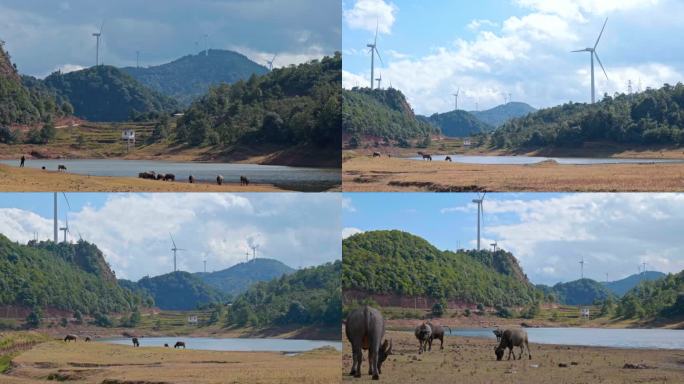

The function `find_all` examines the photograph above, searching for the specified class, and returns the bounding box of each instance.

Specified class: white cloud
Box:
[229,45,328,68]
[343,69,369,89]
[342,197,357,212]
[344,0,398,34]
[54,64,85,74]
[467,19,499,31]
[342,227,364,239]
[514,0,661,22]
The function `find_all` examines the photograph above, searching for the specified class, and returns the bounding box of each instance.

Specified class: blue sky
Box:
[0,193,341,280]
[343,192,684,286]
[0,0,340,77]
[343,0,684,114]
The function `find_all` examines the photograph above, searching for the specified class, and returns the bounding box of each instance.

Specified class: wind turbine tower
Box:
[203,259,207,273]
[452,89,460,110]
[204,34,209,56]
[136,51,140,68]
[366,21,383,89]
[266,54,277,71]
[579,256,586,279]
[53,193,58,243]
[170,234,185,272]
[572,18,609,103]
[250,244,259,261]
[92,21,104,66]
[490,241,498,252]
[472,193,486,251]
[376,73,382,89]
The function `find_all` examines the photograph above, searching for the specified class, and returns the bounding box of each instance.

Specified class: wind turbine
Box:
[92,21,104,66]
[367,20,383,89]
[490,241,498,252]
[452,89,460,110]
[59,193,72,243]
[266,54,277,71]
[472,193,486,251]
[572,18,609,103]
[250,244,259,261]
[170,233,186,272]
[204,34,209,56]
[375,73,383,89]
[579,256,586,279]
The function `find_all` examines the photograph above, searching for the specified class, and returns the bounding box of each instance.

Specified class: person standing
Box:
[19,155,25,167]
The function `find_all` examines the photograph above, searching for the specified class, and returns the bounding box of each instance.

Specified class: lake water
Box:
[99,336,342,352]
[1,159,340,191]
[410,154,684,165]
[444,327,684,350]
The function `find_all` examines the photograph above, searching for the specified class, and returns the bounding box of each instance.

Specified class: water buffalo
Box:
[422,154,432,161]
[372,152,381,158]
[493,329,503,342]
[163,173,175,181]
[85,336,91,342]
[164,343,169,347]
[345,306,392,380]
[132,337,140,347]
[495,329,531,361]
[139,171,156,179]
[445,156,452,162]
[156,173,165,180]
[174,341,186,349]
[240,176,249,186]
[216,175,224,185]
[188,175,194,184]
[64,334,78,342]
[426,322,451,351]
[57,164,67,171]
[414,323,432,354]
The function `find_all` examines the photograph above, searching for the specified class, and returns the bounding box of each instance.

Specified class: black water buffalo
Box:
[414,323,432,354]
[85,336,91,342]
[493,329,503,342]
[422,154,432,161]
[163,173,175,181]
[495,329,531,361]
[164,343,169,347]
[426,322,451,351]
[372,152,381,158]
[240,176,249,186]
[345,306,392,380]
[156,173,165,180]
[139,171,156,179]
[57,164,67,171]
[216,175,224,185]
[445,156,452,162]
[132,337,140,347]
[174,341,186,349]
[188,175,194,184]
[64,334,78,342]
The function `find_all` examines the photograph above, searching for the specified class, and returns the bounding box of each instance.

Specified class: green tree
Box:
[25,308,42,329]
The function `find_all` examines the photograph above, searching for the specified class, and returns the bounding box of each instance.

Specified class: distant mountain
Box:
[469,102,536,127]
[122,49,268,106]
[343,87,436,144]
[615,270,683,319]
[603,271,666,296]
[195,258,294,296]
[131,271,226,310]
[419,110,493,138]
[43,65,179,122]
[0,235,146,314]
[537,278,613,306]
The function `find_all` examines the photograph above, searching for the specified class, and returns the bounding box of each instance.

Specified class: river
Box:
[410,154,684,165]
[100,336,342,352]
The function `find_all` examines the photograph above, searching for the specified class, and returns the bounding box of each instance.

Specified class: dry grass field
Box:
[341,330,684,383]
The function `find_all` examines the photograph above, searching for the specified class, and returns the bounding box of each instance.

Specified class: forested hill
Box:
[615,270,683,320]
[43,65,179,122]
[175,53,341,150]
[419,110,492,138]
[470,102,536,127]
[537,279,613,306]
[342,230,540,307]
[0,235,147,314]
[122,49,268,106]
[603,271,666,296]
[0,44,71,126]
[126,271,227,311]
[343,88,436,144]
[195,258,294,296]
[227,261,341,328]
[490,83,684,149]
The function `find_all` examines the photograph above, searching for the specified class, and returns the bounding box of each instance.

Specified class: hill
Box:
[0,235,146,314]
[196,258,294,296]
[343,87,436,145]
[43,65,179,122]
[129,271,226,311]
[0,44,71,127]
[490,83,684,149]
[470,102,536,127]
[419,109,492,138]
[615,270,683,319]
[537,278,613,306]
[122,49,268,106]
[342,230,540,307]
[603,271,666,296]
[175,53,340,151]
[227,260,341,327]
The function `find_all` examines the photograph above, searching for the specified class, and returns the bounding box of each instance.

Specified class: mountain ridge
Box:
[195,258,294,296]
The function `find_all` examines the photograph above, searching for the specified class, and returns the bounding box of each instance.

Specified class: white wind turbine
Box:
[472,193,486,251]
[367,21,383,90]
[170,233,186,272]
[452,89,460,111]
[375,73,383,89]
[572,18,609,103]
[92,21,104,66]
[266,54,277,71]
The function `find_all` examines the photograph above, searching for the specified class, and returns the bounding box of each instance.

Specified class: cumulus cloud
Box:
[344,0,398,34]
[342,227,364,239]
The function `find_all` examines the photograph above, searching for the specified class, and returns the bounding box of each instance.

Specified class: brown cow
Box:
[64,334,78,342]
[495,329,531,361]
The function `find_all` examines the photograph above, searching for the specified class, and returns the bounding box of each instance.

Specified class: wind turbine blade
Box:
[169,233,177,249]
[375,47,384,65]
[594,17,608,49]
[571,49,587,53]
[594,52,608,80]
[61,192,72,211]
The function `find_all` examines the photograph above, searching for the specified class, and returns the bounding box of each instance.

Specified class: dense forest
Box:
[226,261,341,328]
[196,258,294,296]
[43,65,179,122]
[174,53,341,149]
[342,231,540,307]
[123,49,268,106]
[614,271,683,319]
[490,83,684,149]
[0,45,71,127]
[537,279,613,306]
[470,102,536,127]
[125,271,227,311]
[342,87,436,145]
[419,110,492,138]
[0,235,148,315]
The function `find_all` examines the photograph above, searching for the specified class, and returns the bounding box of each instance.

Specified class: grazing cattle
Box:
[345,306,392,380]
[240,176,249,186]
[188,175,194,184]
[41,166,46,170]
[495,329,531,361]
[85,336,91,342]
[493,329,503,342]
[426,322,451,351]
[174,341,186,349]
[139,171,156,180]
[57,164,67,172]
[156,173,165,180]
[132,337,140,347]
[163,173,175,181]
[445,156,452,162]
[216,175,224,185]
[64,334,78,342]
[414,323,432,354]
[372,152,381,158]
[422,154,432,161]
[164,343,169,348]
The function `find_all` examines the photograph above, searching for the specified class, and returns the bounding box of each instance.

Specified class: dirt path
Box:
[343,155,684,192]
[342,330,684,383]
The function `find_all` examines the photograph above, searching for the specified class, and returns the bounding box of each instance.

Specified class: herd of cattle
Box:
[64,334,187,349]
[345,306,532,380]
[371,152,453,162]
[138,171,250,186]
